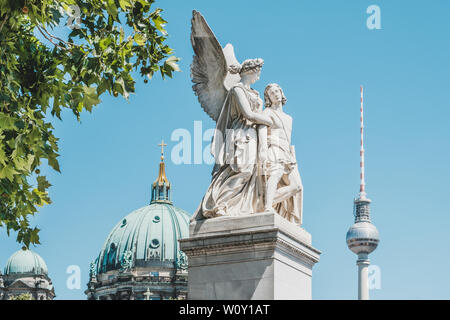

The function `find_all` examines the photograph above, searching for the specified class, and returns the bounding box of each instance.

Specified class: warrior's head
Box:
[264,83,287,108]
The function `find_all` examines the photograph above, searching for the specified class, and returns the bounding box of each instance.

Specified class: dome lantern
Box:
[151,139,171,204]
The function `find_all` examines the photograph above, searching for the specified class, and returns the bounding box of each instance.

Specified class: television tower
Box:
[346,86,380,300]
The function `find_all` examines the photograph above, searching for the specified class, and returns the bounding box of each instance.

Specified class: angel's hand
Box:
[234,87,273,127]
[260,114,273,127]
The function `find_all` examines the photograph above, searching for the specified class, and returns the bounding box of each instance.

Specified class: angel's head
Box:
[264,83,287,108]
[229,58,264,84]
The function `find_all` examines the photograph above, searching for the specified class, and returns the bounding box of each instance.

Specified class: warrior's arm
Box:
[233,87,273,126]
[258,109,272,157]
[258,124,268,161]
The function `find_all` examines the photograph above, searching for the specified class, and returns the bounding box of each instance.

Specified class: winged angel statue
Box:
[191,11,303,225]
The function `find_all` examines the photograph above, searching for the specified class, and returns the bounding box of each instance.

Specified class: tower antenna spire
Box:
[360,86,366,199]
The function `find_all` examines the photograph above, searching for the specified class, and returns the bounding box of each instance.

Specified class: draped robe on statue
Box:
[193,83,265,220]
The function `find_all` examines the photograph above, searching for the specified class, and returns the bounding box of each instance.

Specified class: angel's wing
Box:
[223,44,241,90]
[191,11,237,122]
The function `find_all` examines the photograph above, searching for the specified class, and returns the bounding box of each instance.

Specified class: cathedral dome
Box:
[86,140,191,300]
[4,249,48,276]
[95,140,190,276]
[97,202,190,274]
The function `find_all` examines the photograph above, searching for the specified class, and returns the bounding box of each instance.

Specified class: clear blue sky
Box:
[1,0,449,300]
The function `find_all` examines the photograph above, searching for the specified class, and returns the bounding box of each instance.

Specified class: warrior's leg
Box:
[273,167,303,205]
[264,169,284,212]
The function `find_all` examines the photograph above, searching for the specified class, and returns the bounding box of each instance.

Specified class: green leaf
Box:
[0,146,7,166]
[152,14,168,36]
[48,156,60,173]
[37,176,51,192]
[0,165,17,182]
[105,0,119,19]
[82,86,101,111]
[134,33,146,46]
[119,0,132,10]
[0,114,16,130]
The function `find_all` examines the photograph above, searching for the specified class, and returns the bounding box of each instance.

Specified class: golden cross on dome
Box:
[158,139,167,161]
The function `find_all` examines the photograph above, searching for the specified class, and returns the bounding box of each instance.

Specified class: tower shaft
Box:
[357,253,370,300]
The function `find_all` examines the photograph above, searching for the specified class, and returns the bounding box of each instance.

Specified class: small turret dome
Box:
[4,249,48,276]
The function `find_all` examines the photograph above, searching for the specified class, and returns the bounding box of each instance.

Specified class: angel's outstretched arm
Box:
[233,87,273,126]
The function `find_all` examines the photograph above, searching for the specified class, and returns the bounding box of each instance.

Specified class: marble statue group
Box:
[191,11,303,225]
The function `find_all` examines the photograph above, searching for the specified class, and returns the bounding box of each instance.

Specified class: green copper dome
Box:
[4,249,48,276]
[97,203,190,274]
[95,144,191,275]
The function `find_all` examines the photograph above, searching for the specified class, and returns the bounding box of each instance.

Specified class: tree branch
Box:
[36,25,66,50]
[0,14,9,33]
[38,25,75,48]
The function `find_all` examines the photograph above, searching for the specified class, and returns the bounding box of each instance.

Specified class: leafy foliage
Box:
[8,292,35,300]
[0,0,180,247]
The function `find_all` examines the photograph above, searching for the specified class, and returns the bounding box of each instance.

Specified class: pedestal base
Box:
[179,212,321,300]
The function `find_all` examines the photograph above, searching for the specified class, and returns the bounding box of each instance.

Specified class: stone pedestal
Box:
[179,212,321,300]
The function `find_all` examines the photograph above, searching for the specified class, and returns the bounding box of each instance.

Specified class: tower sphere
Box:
[346,221,379,255]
